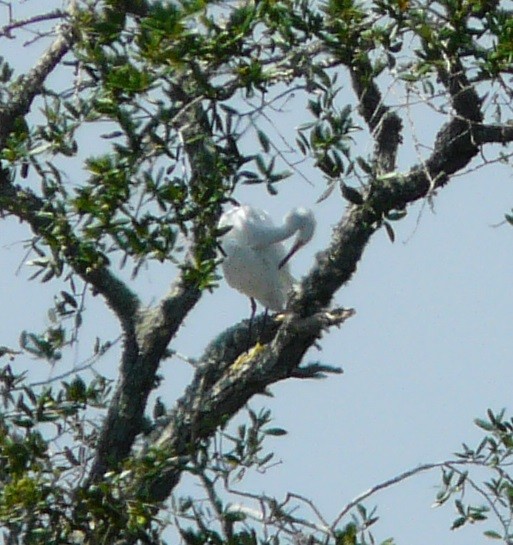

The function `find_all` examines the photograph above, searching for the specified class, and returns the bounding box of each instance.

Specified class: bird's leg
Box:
[247,297,257,350]
[259,307,269,342]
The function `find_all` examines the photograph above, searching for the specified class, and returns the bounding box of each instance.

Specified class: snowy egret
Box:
[218,205,316,312]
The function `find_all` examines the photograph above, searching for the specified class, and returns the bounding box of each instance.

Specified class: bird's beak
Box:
[278,240,303,269]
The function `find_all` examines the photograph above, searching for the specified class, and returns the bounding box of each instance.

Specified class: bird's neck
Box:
[252,223,295,248]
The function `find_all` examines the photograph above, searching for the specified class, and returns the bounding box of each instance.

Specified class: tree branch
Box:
[133,37,510,508]
[0,21,74,143]
[87,277,202,482]
[350,62,403,174]
[144,308,354,501]
[331,459,475,530]
[0,178,140,326]
[0,10,65,39]
[87,77,226,483]
[476,123,513,145]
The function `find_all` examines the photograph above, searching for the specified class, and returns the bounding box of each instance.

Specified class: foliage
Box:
[0,0,512,543]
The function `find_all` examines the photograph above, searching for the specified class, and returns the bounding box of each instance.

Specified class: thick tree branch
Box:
[437,57,483,123]
[87,79,225,483]
[476,123,513,145]
[145,307,354,501]
[133,45,513,508]
[87,277,202,482]
[349,60,403,174]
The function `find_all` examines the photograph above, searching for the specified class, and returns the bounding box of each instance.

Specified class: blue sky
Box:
[2,2,513,544]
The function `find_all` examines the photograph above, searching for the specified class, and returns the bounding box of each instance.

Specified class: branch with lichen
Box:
[140,307,354,501]
[0,21,75,142]
[87,78,228,483]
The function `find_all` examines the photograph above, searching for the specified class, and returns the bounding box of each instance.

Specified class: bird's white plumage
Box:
[218,205,316,311]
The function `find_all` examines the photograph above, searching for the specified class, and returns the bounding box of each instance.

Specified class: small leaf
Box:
[384,221,395,243]
[455,499,465,515]
[264,427,287,436]
[259,452,274,465]
[317,181,336,203]
[356,156,372,174]
[257,130,270,153]
[475,418,494,431]
[340,183,364,205]
[451,516,466,530]
[399,72,418,82]
[455,471,467,487]
[266,182,278,196]
[61,291,78,308]
[224,511,246,522]
[12,417,34,428]
[386,210,407,221]
[23,386,37,405]
[179,497,194,513]
[41,269,55,283]
[307,99,322,118]
[64,446,80,466]
[483,530,502,539]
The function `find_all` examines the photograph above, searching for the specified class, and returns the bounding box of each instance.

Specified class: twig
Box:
[448,463,511,537]
[331,459,476,530]
[0,10,65,38]
[27,335,121,388]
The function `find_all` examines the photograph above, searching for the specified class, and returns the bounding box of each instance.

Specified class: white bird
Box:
[218,205,316,311]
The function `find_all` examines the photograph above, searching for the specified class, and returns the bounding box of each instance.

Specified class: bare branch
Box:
[331,459,472,530]
[0,10,65,39]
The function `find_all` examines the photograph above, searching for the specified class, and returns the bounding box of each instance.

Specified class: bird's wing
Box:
[218,205,303,310]
[232,206,275,246]
[222,241,294,310]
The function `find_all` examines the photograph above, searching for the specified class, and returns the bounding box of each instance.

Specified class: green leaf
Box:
[474,418,494,431]
[340,183,364,205]
[483,530,502,539]
[451,516,466,530]
[60,291,78,308]
[257,130,271,153]
[398,72,419,82]
[356,156,373,174]
[384,221,395,243]
[454,499,465,515]
[264,427,287,436]
[386,210,407,221]
[224,511,246,522]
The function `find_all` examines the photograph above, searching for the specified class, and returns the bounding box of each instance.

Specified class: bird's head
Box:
[279,208,316,268]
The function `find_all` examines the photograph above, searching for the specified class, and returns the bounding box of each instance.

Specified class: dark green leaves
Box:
[105,63,154,96]
[298,85,356,193]
[341,183,364,205]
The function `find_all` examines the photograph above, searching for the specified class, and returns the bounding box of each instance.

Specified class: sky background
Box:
[2,2,513,544]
